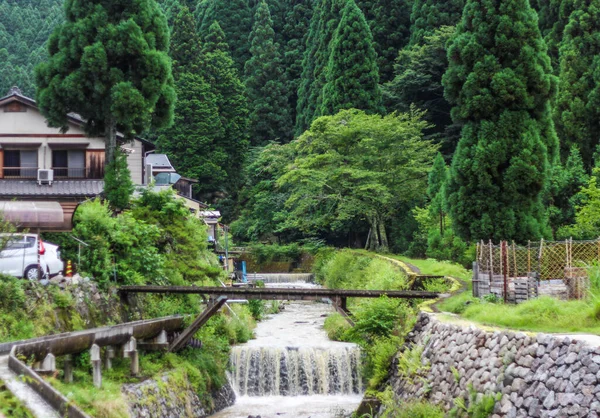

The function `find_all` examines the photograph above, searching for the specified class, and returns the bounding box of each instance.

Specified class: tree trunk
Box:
[377,217,389,253]
[366,215,379,251]
[105,118,117,165]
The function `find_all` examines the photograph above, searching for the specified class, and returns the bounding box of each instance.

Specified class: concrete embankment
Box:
[383,312,600,417]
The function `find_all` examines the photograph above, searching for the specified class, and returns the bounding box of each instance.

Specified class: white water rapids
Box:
[212,287,364,418]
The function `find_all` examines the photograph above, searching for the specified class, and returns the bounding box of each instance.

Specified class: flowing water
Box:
[212,295,364,418]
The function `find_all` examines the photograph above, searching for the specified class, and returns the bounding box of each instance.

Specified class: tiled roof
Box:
[0,180,104,197]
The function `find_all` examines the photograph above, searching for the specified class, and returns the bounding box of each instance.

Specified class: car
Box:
[0,233,62,280]
[42,242,64,277]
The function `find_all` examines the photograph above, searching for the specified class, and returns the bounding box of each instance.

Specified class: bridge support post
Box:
[105,346,115,370]
[91,344,102,388]
[124,337,139,376]
[63,354,73,383]
[40,353,55,373]
[169,296,228,353]
[333,296,354,326]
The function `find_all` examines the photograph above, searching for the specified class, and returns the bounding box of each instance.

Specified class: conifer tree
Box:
[428,152,448,235]
[356,0,411,82]
[245,1,292,144]
[442,0,558,242]
[104,150,135,211]
[321,0,382,116]
[35,0,175,166]
[281,0,314,125]
[197,0,253,71]
[555,0,600,167]
[409,0,464,45]
[170,6,202,75]
[202,21,250,193]
[543,0,577,70]
[295,0,343,135]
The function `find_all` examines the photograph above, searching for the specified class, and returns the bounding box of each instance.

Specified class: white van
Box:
[0,234,63,280]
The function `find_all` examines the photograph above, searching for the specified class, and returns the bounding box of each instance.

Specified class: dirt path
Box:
[0,356,59,418]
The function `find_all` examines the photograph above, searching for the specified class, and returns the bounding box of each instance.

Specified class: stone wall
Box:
[123,373,235,418]
[386,313,600,418]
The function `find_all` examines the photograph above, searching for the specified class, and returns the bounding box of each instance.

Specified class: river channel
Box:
[212,292,364,418]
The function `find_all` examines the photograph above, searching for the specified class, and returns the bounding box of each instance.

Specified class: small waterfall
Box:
[246,273,315,284]
[230,345,362,397]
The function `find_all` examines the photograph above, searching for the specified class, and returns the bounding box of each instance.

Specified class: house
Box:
[0,86,154,230]
[0,86,218,233]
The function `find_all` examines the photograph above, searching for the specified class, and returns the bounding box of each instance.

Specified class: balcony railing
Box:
[52,167,104,179]
[1,167,38,179]
[0,167,104,180]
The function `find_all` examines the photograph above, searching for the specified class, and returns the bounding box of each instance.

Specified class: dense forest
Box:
[3,0,600,261]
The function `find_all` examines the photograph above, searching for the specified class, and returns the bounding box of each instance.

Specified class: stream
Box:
[212,289,364,418]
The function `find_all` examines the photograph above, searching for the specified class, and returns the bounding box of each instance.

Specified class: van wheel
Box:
[24,266,46,281]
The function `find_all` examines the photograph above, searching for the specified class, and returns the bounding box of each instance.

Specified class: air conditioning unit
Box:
[37,169,54,186]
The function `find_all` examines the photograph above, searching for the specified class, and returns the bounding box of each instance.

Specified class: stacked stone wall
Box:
[387,313,600,417]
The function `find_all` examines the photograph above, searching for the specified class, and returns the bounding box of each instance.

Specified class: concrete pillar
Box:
[91,344,102,389]
[63,354,73,383]
[105,346,115,370]
[42,353,56,372]
[128,337,139,376]
[156,330,168,344]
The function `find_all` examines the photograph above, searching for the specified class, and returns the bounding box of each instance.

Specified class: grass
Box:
[0,380,35,418]
[384,254,472,281]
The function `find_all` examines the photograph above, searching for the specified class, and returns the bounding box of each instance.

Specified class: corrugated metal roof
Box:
[0,180,104,197]
[147,154,174,169]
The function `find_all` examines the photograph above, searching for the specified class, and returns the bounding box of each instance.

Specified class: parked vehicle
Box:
[0,233,63,280]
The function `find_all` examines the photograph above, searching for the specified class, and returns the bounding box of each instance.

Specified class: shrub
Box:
[324,313,352,341]
[349,297,411,340]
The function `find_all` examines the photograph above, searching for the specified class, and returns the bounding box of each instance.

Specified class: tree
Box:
[442,0,558,242]
[409,0,464,45]
[295,0,343,135]
[104,150,134,211]
[245,1,292,144]
[202,21,250,198]
[554,0,600,167]
[278,109,436,252]
[320,0,382,116]
[558,167,600,239]
[35,0,175,166]
[547,145,588,236]
[170,5,203,75]
[542,0,578,71]
[428,152,448,235]
[197,0,253,71]
[356,0,411,83]
[384,26,458,154]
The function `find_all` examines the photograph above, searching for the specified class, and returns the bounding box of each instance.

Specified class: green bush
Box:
[0,275,26,311]
[349,297,411,341]
[365,336,401,389]
[324,313,352,341]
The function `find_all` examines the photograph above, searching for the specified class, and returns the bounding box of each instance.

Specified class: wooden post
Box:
[91,344,102,389]
[502,241,508,303]
[527,240,531,274]
[489,240,493,294]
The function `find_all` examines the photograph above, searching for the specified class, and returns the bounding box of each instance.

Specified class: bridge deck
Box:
[119,286,439,301]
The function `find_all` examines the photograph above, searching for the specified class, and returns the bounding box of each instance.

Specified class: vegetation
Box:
[0,380,34,418]
[35,0,175,166]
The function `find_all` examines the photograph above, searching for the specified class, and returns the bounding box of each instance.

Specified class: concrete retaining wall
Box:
[386,313,600,417]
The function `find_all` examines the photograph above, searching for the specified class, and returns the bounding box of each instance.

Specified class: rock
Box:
[543,391,556,409]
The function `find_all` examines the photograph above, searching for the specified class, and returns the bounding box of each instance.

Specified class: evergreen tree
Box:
[170,6,202,75]
[442,0,558,242]
[555,0,600,167]
[197,0,253,71]
[409,0,465,45]
[35,0,175,166]
[104,150,134,211]
[543,0,577,71]
[245,1,292,144]
[428,152,448,235]
[384,26,458,155]
[320,0,382,116]
[356,0,411,82]
[281,0,314,126]
[157,73,227,197]
[295,0,343,135]
[202,21,250,195]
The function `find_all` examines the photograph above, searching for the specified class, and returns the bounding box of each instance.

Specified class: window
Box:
[3,150,38,178]
[52,150,85,178]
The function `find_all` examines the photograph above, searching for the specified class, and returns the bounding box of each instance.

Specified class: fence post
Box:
[502,241,508,303]
[489,240,493,295]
